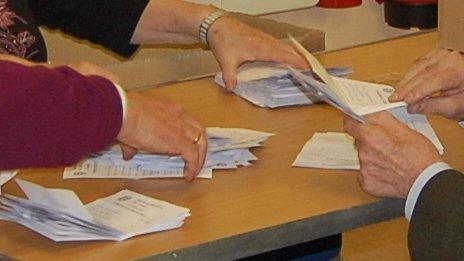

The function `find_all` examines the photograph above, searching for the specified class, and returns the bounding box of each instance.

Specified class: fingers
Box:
[364,112,416,140]
[221,61,238,91]
[178,117,207,180]
[391,49,464,103]
[390,61,442,102]
[343,115,365,139]
[116,93,208,181]
[181,113,208,173]
[403,69,463,104]
[261,41,309,69]
[407,95,463,120]
[180,140,201,181]
[210,18,309,90]
[120,144,138,160]
[397,48,445,87]
[195,131,208,177]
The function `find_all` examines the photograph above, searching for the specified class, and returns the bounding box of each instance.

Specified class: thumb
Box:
[365,111,411,136]
[120,144,138,161]
[222,63,238,91]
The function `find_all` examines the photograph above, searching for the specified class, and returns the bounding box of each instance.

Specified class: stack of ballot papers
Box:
[287,35,409,122]
[64,127,273,180]
[293,107,444,170]
[0,179,190,242]
[293,132,359,170]
[214,61,352,108]
[0,170,18,195]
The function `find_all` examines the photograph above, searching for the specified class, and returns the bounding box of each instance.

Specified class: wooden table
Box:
[1,32,463,260]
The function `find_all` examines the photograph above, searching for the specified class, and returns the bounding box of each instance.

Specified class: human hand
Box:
[344,112,441,199]
[389,48,464,120]
[116,92,207,181]
[208,16,309,90]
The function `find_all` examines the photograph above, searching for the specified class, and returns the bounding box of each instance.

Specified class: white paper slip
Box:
[215,61,352,108]
[288,35,406,122]
[460,121,464,128]
[389,107,444,155]
[0,170,18,195]
[294,116,443,171]
[64,127,273,180]
[293,132,360,170]
[0,179,190,242]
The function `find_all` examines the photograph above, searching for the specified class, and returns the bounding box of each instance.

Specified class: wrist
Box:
[116,92,136,143]
[185,3,216,39]
[199,8,228,45]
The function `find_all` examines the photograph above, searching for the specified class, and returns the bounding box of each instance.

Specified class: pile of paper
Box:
[214,61,352,108]
[64,127,273,180]
[0,170,18,195]
[293,132,360,170]
[0,179,189,241]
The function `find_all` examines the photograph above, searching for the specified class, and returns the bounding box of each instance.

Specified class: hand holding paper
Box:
[288,35,406,122]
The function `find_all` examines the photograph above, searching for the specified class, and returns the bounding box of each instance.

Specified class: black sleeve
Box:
[28,0,150,57]
[408,169,464,260]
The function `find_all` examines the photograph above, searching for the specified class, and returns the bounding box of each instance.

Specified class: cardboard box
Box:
[43,13,325,90]
[438,0,464,52]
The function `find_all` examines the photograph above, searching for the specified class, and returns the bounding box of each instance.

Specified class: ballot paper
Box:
[0,170,18,195]
[63,128,273,180]
[0,179,190,242]
[288,35,406,122]
[293,132,359,170]
[294,108,445,170]
[214,61,352,108]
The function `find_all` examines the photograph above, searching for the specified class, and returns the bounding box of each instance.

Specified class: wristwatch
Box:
[199,9,227,45]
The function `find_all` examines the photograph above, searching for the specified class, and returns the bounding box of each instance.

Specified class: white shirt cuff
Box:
[112,83,127,121]
[404,162,452,221]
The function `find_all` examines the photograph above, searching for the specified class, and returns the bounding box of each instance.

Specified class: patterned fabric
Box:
[0,0,46,62]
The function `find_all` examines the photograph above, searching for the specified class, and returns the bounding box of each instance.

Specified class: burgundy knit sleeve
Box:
[0,60,123,169]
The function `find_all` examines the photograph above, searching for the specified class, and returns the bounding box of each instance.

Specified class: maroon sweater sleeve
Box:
[0,60,123,169]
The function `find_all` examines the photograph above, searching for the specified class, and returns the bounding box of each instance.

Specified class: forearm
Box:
[0,61,122,169]
[131,0,215,44]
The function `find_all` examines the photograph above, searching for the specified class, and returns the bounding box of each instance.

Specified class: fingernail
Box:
[389,93,398,101]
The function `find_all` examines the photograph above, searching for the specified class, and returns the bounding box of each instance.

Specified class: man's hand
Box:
[208,16,308,90]
[344,112,441,199]
[390,48,464,120]
[116,92,207,181]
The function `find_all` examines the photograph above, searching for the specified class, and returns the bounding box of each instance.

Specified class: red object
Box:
[317,0,362,8]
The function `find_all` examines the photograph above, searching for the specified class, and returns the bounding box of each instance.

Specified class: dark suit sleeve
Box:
[408,169,464,260]
[28,0,150,57]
